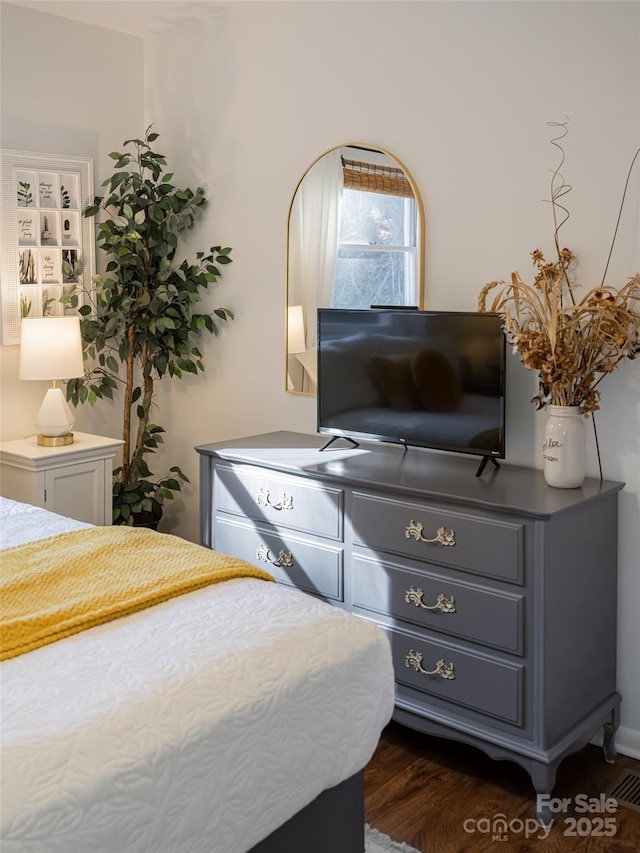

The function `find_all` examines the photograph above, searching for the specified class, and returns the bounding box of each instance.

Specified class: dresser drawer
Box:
[352,552,525,655]
[379,623,524,726]
[215,464,343,541]
[214,516,343,601]
[351,492,524,584]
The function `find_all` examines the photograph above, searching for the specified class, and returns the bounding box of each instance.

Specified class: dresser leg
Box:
[530,762,559,826]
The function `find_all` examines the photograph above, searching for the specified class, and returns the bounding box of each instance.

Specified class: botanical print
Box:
[40,213,55,245]
[19,249,36,284]
[62,286,76,314]
[42,288,54,317]
[42,286,62,316]
[19,290,33,317]
[2,151,94,345]
[62,249,79,282]
[17,180,33,207]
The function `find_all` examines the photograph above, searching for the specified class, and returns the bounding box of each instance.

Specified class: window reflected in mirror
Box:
[286,145,424,394]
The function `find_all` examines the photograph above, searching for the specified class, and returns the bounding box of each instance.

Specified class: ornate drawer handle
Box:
[405,650,455,680]
[405,520,456,547]
[256,544,293,568]
[405,587,456,613]
[256,488,294,511]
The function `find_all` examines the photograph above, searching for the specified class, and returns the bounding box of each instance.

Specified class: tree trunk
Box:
[121,323,137,487]
[131,354,154,478]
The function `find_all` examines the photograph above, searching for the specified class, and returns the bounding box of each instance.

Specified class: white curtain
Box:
[289,149,343,350]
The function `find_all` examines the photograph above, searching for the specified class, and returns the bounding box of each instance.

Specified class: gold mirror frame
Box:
[285,143,425,395]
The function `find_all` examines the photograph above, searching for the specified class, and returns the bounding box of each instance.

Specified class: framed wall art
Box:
[0,149,95,345]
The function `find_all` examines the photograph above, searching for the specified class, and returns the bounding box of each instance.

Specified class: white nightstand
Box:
[0,432,123,525]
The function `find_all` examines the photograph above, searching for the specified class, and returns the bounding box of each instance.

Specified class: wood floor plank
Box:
[365,722,640,852]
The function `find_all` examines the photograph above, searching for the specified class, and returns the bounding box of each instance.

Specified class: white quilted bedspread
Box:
[0,498,395,853]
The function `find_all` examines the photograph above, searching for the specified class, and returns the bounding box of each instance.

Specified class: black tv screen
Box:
[317,308,506,459]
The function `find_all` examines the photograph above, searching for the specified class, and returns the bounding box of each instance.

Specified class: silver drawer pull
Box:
[256,488,294,511]
[256,544,293,568]
[405,650,455,680]
[405,520,456,547]
[405,587,456,613]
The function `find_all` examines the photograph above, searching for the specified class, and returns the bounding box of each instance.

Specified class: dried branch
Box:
[478,123,640,415]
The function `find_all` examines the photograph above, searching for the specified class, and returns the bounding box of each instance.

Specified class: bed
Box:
[0,496,395,853]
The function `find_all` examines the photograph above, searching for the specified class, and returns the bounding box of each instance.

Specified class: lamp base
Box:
[37,433,74,447]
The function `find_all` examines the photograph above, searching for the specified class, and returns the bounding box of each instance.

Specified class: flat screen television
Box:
[317,308,506,468]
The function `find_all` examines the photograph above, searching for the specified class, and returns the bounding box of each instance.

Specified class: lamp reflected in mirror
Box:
[286,144,425,394]
[287,305,306,355]
[286,305,307,390]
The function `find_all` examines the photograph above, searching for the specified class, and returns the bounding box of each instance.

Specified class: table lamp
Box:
[19,317,84,446]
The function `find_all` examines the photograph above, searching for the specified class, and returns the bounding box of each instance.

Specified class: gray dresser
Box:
[196,431,622,818]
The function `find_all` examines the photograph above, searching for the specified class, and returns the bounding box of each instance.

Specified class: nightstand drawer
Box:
[215,464,343,541]
[214,516,344,601]
[380,623,524,726]
[352,552,525,655]
[351,492,524,584]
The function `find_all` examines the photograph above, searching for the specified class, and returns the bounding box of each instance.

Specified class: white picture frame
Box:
[1,149,95,344]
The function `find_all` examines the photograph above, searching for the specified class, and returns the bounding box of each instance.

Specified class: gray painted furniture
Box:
[196,431,622,822]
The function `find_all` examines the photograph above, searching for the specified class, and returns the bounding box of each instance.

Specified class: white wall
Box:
[0,1,144,443]
[2,0,639,756]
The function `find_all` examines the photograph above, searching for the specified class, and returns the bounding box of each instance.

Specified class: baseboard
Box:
[591,726,640,760]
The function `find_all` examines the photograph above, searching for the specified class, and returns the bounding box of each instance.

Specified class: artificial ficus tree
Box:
[65,127,233,525]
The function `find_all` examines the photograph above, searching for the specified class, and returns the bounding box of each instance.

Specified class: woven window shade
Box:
[342,158,414,198]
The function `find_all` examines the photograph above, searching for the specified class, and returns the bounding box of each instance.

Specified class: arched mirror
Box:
[286,144,425,394]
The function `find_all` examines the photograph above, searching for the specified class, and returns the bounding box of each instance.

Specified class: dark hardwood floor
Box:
[364,721,640,852]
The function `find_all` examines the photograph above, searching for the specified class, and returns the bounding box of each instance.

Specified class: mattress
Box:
[0,498,395,853]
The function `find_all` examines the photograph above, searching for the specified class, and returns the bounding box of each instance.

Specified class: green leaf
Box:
[169,465,189,479]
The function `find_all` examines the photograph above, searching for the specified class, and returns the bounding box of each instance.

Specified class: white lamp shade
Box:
[287,305,306,355]
[19,317,84,381]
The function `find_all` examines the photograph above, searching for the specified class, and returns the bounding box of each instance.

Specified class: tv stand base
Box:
[319,435,360,451]
[476,456,500,477]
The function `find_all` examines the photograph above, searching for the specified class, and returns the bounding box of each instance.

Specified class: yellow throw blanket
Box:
[1,526,274,661]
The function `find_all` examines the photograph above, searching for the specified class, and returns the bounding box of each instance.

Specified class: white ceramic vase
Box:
[543,405,586,488]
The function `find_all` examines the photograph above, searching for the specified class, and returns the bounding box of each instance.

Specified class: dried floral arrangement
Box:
[478,121,640,416]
